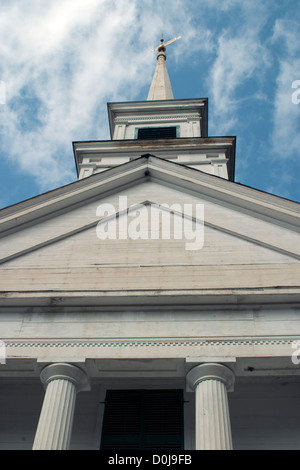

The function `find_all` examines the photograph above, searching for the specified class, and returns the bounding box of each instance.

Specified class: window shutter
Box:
[101,390,184,450]
[137,127,177,140]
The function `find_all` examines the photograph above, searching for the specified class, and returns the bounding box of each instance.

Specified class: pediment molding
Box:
[0,156,299,260]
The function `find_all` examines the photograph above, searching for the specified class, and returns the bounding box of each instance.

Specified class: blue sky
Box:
[0,0,299,208]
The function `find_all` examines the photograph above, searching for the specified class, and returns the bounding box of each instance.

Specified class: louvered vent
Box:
[137,127,177,140]
[101,390,184,450]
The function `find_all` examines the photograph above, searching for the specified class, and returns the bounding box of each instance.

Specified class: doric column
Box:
[186,363,235,450]
[32,363,89,450]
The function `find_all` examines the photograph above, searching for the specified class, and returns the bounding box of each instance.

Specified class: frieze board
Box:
[115,114,201,122]
[4,336,299,349]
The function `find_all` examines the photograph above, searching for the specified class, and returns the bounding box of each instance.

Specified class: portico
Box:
[31,360,235,451]
[23,350,300,450]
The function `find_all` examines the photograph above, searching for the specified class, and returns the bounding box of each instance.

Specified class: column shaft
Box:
[33,363,89,451]
[33,378,76,450]
[186,363,235,450]
[195,378,232,450]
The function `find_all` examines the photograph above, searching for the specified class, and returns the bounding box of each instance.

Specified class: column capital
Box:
[40,363,90,393]
[186,363,235,392]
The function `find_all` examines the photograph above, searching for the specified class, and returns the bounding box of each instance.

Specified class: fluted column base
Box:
[33,363,89,450]
[186,363,235,450]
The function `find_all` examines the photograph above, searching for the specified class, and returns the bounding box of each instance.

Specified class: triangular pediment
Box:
[0,156,299,258]
[0,156,299,305]
[3,198,298,265]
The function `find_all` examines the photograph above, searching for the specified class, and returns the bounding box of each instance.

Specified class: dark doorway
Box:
[100,389,184,450]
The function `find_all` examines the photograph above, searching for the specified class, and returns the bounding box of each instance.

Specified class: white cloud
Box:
[271,19,300,159]
[209,35,270,134]
[0,0,299,204]
[206,1,272,135]
[0,0,204,192]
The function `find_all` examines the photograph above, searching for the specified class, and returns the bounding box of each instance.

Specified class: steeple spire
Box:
[147,36,181,101]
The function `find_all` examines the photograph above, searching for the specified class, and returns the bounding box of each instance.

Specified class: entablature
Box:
[73,136,236,181]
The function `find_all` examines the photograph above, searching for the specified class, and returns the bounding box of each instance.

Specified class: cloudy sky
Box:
[0,0,299,208]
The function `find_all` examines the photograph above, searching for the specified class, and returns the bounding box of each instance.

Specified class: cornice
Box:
[114,114,201,122]
[5,336,299,349]
[107,98,208,111]
[0,155,299,241]
[107,98,209,139]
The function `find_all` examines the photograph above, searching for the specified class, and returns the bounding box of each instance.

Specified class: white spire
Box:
[147,36,181,101]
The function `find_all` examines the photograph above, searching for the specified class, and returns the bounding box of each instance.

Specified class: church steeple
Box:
[147,36,181,101]
[74,34,236,183]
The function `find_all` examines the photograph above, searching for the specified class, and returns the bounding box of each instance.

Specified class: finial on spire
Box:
[151,35,182,58]
[147,36,181,100]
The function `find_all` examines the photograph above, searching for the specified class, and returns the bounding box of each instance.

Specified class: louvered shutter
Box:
[137,127,177,140]
[100,390,184,450]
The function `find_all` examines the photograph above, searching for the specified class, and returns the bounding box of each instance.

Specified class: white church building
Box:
[0,38,300,450]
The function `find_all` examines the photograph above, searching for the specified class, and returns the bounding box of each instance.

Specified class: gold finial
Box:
[151,35,182,53]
